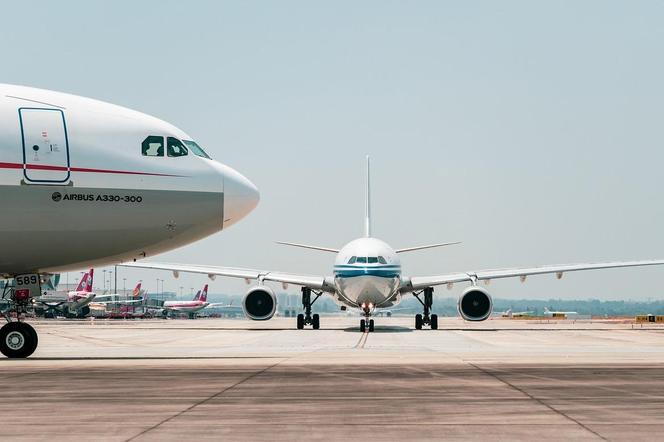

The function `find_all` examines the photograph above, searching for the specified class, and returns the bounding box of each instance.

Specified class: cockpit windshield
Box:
[182,140,211,159]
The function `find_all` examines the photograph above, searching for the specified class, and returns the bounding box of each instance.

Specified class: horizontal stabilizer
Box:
[395,242,461,253]
[275,241,339,253]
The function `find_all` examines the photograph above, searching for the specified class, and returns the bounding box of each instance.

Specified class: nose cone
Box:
[223,166,260,229]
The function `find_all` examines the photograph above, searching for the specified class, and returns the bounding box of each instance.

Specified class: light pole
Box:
[109,270,113,293]
[102,269,107,290]
[123,278,127,295]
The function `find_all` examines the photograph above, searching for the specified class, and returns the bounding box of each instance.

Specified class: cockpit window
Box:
[356,257,367,264]
[378,256,387,264]
[367,257,378,264]
[142,136,164,156]
[167,137,188,157]
[348,256,357,264]
[182,140,211,159]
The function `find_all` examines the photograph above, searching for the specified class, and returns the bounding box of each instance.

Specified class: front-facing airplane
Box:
[124,157,664,332]
[0,84,259,357]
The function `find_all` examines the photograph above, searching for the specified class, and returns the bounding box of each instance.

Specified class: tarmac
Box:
[2,316,664,441]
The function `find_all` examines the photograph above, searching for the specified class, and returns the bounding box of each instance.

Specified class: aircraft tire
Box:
[296,314,305,330]
[312,314,320,330]
[0,322,38,358]
[368,319,374,332]
[415,314,423,330]
[431,314,438,330]
[360,319,366,332]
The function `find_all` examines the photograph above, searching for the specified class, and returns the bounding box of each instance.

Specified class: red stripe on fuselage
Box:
[0,161,182,177]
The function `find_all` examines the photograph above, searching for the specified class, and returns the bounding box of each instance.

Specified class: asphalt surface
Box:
[1,317,663,441]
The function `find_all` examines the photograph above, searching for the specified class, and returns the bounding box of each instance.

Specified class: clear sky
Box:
[3,1,664,300]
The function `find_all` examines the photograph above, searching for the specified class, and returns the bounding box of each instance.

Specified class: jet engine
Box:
[242,286,277,320]
[458,286,492,321]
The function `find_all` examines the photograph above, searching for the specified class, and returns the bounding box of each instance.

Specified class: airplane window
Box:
[348,256,357,264]
[142,136,164,156]
[182,140,211,159]
[368,257,378,264]
[378,256,387,264]
[356,257,367,263]
[167,137,188,157]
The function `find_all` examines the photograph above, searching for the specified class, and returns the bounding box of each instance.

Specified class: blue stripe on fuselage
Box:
[333,265,401,278]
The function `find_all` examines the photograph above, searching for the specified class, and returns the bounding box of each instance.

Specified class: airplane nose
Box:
[222,166,260,229]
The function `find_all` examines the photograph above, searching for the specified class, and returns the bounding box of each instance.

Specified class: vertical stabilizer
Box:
[132,282,142,298]
[364,155,372,238]
[200,284,208,302]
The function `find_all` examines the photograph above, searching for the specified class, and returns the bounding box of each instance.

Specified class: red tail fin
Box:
[200,284,208,302]
[132,282,142,298]
[75,269,94,292]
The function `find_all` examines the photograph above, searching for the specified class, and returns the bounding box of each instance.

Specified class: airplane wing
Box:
[120,262,334,292]
[402,259,664,292]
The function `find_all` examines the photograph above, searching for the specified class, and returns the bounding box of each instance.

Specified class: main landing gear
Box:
[0,283,39,358]
[413,287,438,330]
[296,287,322,330]
[359,304,375,332]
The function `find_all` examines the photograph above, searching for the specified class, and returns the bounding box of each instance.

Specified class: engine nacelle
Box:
[242,286,277,321]
[458,286,493,321]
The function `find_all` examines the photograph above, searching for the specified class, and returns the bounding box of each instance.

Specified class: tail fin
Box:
[76,269,94,292]
[364,155,372,238]
[200,284,208,302]
[193,290,201,301]
[132,282,142,298]
[85,269,94,292]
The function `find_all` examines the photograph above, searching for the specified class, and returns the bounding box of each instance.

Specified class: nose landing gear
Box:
[296,287,322,330]
[413,287,438,330]
[359,304,375,332]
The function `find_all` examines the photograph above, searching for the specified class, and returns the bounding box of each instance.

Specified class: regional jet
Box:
[162,284,210,318]
[125,156,664,332]
[0,84,259,357]
[35,268,96,318]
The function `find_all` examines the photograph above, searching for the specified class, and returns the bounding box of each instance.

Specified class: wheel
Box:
[0,322,38,358]
[312,314,320,330]
[415,314,423,330]
[431,314,438,330]
[360,319,366,332]
[369,319,375,332]
[297,314,305,330]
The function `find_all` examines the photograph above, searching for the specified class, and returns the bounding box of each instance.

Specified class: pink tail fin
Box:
[200,284,208,302]
[132,282,142,298]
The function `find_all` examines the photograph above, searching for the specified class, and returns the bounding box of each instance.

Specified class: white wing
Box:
[402,259,664,292]
[120,262,334,292]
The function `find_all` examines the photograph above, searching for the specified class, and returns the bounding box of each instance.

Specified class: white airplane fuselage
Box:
[163,300,209,313]
[332,237,402,309]
[0,84,259,277]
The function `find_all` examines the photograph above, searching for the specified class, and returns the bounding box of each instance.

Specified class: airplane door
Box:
[19,108,71,183]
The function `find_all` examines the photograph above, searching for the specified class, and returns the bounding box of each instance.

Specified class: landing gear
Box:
[0,278,40,358]
[296,287,322,330]
[0,322,38,359]
[413,287,438,330]
[360,319,366,332]
[369,319,374,332]
[359,304,376,332]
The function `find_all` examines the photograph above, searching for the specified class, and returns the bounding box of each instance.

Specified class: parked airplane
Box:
[124,156,664,332]
[90,282,144,309]
[35,269,96,318]
[501,308,535,318]
[162,284,210,318]
[543,307,579,318]
[0,84,259,357]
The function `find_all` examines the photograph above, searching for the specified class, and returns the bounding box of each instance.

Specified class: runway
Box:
[2,317,664,441]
